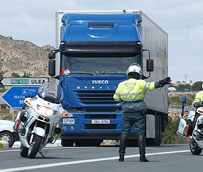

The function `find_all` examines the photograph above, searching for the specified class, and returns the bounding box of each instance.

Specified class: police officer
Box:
[191,84,203,132]
[192,84,203,108]
[113,63,171,162]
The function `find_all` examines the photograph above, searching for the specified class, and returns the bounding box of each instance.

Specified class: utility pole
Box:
[184,74,187,83]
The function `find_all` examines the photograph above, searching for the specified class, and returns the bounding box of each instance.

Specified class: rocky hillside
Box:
[0,35,54,77]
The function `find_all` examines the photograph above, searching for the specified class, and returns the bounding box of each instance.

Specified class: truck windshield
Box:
[61,55,140,76]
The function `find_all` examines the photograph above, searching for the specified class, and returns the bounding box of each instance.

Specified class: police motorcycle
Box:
[14,83,67,159]
[177,97,203,155]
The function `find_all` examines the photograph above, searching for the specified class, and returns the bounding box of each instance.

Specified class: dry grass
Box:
[0,113,17,121]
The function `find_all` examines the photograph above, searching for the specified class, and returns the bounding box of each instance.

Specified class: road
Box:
[0,144,201,172]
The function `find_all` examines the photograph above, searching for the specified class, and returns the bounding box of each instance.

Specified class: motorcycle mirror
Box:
[182,97,186,104]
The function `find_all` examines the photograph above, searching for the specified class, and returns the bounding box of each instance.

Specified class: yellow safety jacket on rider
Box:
[113,78,156,102]
[192,91,203,106]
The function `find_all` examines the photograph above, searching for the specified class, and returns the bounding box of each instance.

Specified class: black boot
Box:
[119,137,128,162]
[138,135,149,162]
[119,153,124,162]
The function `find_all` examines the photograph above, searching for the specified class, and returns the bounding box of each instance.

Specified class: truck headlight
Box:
[63,118,75,124]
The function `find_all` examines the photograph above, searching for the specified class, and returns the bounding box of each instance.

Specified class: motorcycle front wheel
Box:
[189,138,202,155]
[28,134,42,159]
[20,144,28,157]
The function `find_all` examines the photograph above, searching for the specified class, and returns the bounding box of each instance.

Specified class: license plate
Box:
[91,120,110,124]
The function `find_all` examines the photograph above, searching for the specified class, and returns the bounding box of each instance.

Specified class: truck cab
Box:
[48,10,168,146]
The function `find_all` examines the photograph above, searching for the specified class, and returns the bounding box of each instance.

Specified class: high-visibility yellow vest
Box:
[113,78,156,102]
[192,91,203,106]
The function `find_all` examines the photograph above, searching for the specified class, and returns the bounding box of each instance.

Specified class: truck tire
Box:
[61,139,74,146]
[154,114,162,145]
[28,135,42,159]
[127,139,138,147]
[75,139,101,146]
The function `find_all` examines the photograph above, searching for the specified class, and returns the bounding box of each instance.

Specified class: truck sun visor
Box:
[59,41,142,57]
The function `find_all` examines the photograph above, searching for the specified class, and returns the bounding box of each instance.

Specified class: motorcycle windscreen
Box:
[176,118,187,137]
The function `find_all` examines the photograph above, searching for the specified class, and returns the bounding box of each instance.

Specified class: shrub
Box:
[162,116,189,144]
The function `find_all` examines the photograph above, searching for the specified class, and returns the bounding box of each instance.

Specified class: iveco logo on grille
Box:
[92,80,109,84]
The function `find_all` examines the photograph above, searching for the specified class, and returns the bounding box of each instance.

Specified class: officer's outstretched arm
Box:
[156,77,171,88]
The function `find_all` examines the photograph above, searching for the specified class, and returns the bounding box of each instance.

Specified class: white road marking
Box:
[0,149,19,153]
[0,149,190,172]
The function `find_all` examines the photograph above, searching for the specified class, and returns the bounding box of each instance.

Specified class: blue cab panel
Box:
[61,14,142,42]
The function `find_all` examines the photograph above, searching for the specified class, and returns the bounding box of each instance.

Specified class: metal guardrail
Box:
[168,105,193,113]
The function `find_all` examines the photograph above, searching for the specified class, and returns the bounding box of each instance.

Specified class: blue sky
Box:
[0,0,203,82]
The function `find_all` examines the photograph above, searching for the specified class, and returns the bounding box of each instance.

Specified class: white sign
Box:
[91,120,110,124]
[1,77,49,86]
[184,106,190,112]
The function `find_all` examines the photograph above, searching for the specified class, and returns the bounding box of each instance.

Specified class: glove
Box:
[158,77,171,87]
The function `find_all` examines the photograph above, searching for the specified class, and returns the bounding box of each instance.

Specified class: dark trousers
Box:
[119,111,148,161]
[121,111,145,138]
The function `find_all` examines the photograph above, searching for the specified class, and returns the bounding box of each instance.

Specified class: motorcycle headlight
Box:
[37,105,54,117]
[63,118,75,124]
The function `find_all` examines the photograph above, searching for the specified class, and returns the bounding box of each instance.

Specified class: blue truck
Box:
[48,10,168,146]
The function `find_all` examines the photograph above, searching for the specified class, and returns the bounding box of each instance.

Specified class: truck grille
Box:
[76,90,117,104]
[85,114,116,119]
[85,124,116,130]
[85,108,120,112]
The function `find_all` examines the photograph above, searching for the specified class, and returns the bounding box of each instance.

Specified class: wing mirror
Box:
[141,49,154,79]
[48,49,59,77]
[147,59,154,72]
[48,52,56,59]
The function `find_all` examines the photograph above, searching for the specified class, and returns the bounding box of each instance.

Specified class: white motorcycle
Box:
[14,83,67,159]
[177,97,203,155]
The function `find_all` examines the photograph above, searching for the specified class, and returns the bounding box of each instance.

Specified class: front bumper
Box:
[60,132,137,140]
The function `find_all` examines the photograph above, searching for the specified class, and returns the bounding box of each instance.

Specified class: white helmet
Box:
[126,63,142,76]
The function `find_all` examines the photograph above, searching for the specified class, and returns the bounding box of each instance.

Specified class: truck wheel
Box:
[61,139,74,146]
[127,139,138,147]
[20,144,28,157]
[75,139,101,146]
[154,114,162,145]
[189,138,202,155]
[28,135,42,159]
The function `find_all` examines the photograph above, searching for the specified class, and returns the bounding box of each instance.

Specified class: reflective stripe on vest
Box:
[192,91,203,106]
[114,92,146,97]
[113,79,155,102]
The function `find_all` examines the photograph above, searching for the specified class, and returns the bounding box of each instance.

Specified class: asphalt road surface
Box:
[0,144,202,172]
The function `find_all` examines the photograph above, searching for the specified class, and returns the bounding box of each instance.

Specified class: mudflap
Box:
[176,118,187,137]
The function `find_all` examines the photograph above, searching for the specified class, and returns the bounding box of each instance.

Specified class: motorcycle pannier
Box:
[177,118,187,137]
